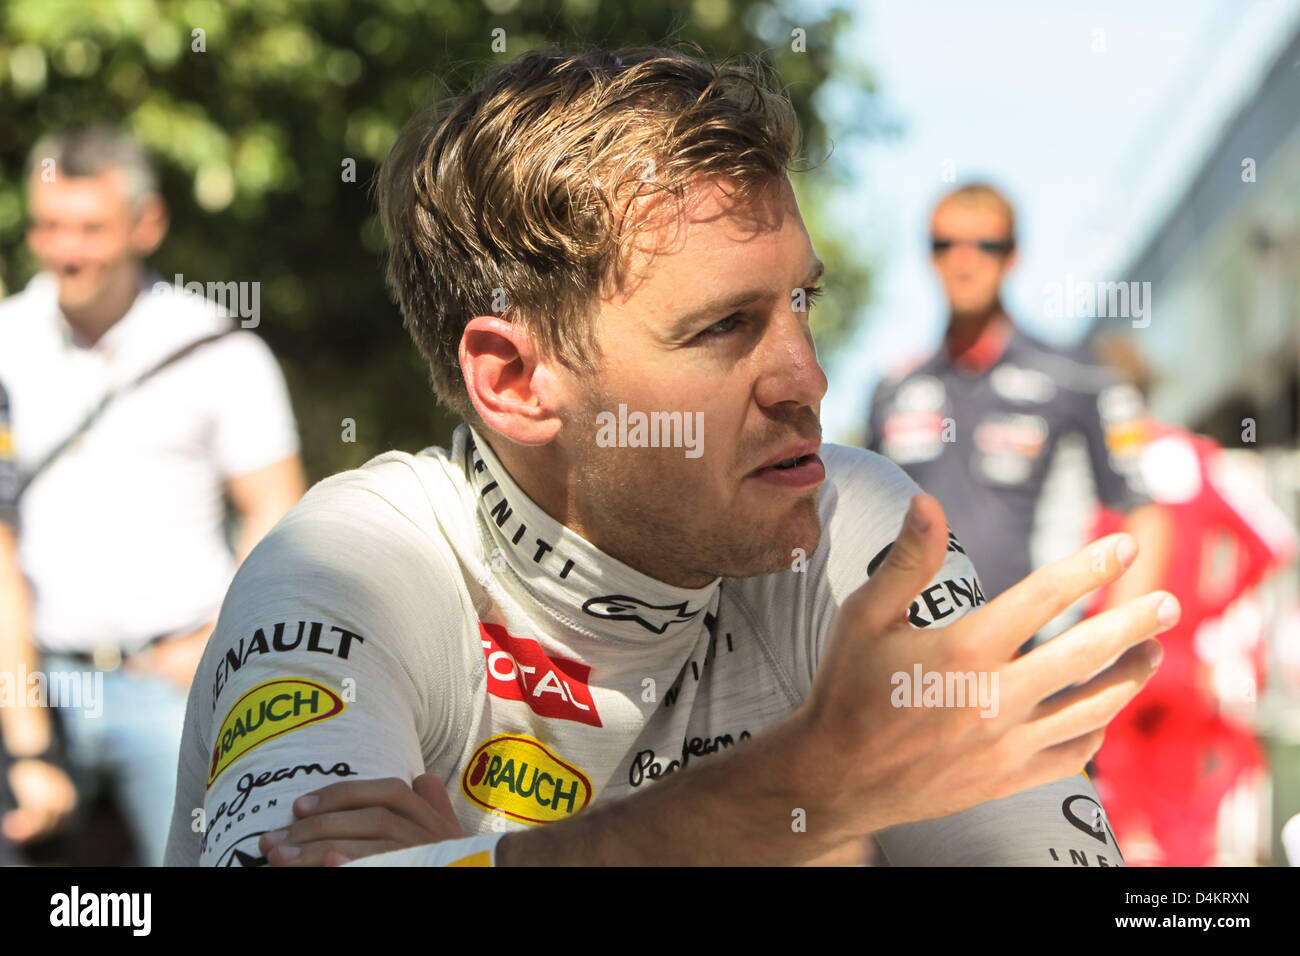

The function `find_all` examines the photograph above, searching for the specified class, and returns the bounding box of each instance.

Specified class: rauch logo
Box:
[208,678,345,788]
[461,734,592,825]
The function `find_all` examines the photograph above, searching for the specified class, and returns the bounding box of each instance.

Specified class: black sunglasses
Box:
[931,237,1015,257]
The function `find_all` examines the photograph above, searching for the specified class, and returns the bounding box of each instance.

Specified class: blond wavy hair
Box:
[377,43,804,422]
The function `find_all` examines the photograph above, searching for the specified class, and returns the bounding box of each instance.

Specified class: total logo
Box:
[461,734,592,825]
[480,622,602,727]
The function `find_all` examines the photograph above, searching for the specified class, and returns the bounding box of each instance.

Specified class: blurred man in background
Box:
[0,125,305,865]
[865,183,1171,643]
[1085,335,1297,865]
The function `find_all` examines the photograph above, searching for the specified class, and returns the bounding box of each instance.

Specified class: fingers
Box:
[292,776,446,832]
[975,534,1142,658]
[1013,591,1177,704]
[845,494,950,633]
[1012,727,1109,794]
[260,804,461,861]
[260,804,445,861]
[260,775,467,865]
[267,838,406,867]
[1021,640,1162,750]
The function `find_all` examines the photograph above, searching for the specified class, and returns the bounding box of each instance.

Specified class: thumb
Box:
[849,493,949,630]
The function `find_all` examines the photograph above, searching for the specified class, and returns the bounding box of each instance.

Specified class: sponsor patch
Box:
[990,364,1056,404]
[480,622,601,727]
[208,678,345,789]
[881,410,947,464]
[973,413,1049,485]
[461,734,592,825]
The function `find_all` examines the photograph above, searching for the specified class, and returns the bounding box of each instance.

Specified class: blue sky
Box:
[814,0,1300,443]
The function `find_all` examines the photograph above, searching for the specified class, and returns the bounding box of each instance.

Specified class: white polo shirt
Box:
[0,272,300,653]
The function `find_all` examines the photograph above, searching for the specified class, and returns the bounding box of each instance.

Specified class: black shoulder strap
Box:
[15,328,237,500]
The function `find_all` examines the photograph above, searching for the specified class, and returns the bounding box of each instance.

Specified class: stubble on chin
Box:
[567,437,823,583]
[565,385,824,581]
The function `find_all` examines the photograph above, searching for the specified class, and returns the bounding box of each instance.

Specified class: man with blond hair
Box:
[165,47,1177,868]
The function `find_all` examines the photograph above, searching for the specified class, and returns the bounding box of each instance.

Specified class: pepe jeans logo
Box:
[461,734,592,825]
[582,595,700,634]
[207,678,345,788]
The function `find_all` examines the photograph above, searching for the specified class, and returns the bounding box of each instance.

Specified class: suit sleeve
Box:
[811,445,1126,865]
[163,471,476,866]
[1075,372,1150,515]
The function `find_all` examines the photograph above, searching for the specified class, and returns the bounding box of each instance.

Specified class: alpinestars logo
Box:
[582,595,700,634]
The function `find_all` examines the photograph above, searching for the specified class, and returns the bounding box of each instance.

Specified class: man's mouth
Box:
[748,450,826,489]
[768,454,816,470]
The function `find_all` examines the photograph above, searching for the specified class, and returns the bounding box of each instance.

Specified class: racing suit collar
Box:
[461,424,721,644]
[944,312,1013,374]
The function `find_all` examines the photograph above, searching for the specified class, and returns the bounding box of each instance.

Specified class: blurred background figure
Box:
[0,126,305,865]
[1085,335,1298,866]
[1,376,78,866]
[864,183,1173,644]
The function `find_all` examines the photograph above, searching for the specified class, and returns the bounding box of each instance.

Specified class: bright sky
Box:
[815,0,1300,444]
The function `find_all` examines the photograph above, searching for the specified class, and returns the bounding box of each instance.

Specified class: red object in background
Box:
[1088,422,1296,866]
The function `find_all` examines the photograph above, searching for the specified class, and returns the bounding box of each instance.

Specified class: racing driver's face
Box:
[557,174,828,587]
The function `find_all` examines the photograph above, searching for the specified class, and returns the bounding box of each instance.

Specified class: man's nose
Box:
[39,226,84,265]
[945,243,984,269]
[754,311,828,409]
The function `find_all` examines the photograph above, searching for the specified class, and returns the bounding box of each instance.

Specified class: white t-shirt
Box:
[0,272,300,652]
[165,423,1125,867]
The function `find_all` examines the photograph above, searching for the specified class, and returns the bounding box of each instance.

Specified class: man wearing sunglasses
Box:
[866,184,1171,642]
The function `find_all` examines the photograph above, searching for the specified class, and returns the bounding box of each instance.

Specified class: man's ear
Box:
[130,194,168,257]
[460,315,564,445]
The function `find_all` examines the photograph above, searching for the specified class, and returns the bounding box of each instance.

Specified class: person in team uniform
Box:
[866,183,1172,641]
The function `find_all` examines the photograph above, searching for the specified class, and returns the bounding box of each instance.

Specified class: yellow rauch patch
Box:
[461,734,592,825]
[208,678,345,789]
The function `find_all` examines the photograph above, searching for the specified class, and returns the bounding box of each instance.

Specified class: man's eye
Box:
[698,313,744,338]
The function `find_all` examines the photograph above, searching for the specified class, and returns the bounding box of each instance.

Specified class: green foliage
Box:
[0,0,880,480]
